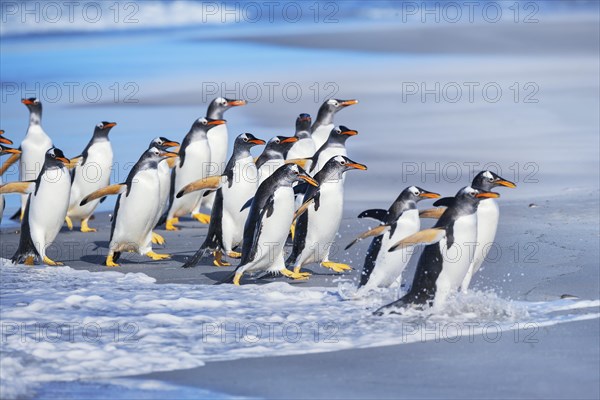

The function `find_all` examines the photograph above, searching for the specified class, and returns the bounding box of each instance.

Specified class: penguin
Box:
[11,98,54,220]
[373,187,500,315]
[309,125,358,174]
[196,97,247,223]
[224,163,318,285]
[285,113,316,164]
[0,136,22,224]
[286,155,367,276]
[420,171,516,292]
[255,135,298,186]
[345,186,440,289]
[1,148,71,265]
[65,121,117,232]
[180,133,265,268]
[80,146,178,267]
[145,136,180,246]
[311,98,358,150]
[165,117,225,231]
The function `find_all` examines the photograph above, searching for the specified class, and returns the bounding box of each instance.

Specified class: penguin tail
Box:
[214,270,237,285]
[181,246,211,269]
[373,297,412,316]
[9,208,21,220]
[11,231,39,265]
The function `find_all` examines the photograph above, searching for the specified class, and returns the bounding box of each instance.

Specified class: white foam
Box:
[1,259,598,398]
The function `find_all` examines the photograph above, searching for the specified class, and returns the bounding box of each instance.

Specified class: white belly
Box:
[287,138,316,160]
[28,166,71,257]
[169,140,211,217]
[312,123,333,150]
[364,209,421,288]
[298,181,344,265]
[111,169,160,254]
[207,124,228,176]
[20,126,53,182]
[244,187,295,273]
[257,159,284,186]
[434,213,477,307]
[315,146,346,174]
[221,157,257,250]
[68,141,113,220]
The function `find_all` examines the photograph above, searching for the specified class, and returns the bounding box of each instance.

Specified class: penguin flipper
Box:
[357,209,388,222]
[80,183,127,206]
[0,152,21,176]
[176,175,223,198]
[0,181,36,194]
[419,207,447,219]
[9,208,22,220]
[389,228,446,252]
[293,197,315,221]
[345,224,390,250]
[240,197,254,212]
[293,183,308,196]
[433,197,455,208]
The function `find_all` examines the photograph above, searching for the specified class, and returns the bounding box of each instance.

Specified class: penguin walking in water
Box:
[346,186,441,289]
[179,133,265,268]
[309,126,358,174]
[80,146,178,267]
[224,164,318,285]
[285,114,316,165]
[374,187,500,315]
[286,155,367,276]
[420,171,516,292]
[311,99,358,150]
[0,133,22,224]
[65,121,117,232]
[6,99,54,220]
[165,117,224,231]
[1,148,71,265]
[196,97,247,223]
[256,135,298,186]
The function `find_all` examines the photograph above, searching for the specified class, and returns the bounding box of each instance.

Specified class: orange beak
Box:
[497,179,517,188]
[161,151,179,158]
[21,99,35,105]
[341,129,358,136]
[340,99,358,106]
[1,147,21,154]
[476,191,500,199]
[227,100,247,107]
[0,136,13,145]
[420,192,441,199]
[249,138,266,145]
[56,156,70,164]
[347,162,367,170]
[299,174,318,187]
[163,141,180,148]
[103,122,117,129]
[208,119,226,125]
[281,137,299,144]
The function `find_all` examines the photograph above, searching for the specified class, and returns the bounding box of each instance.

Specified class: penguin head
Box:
[0,144,20,155]
[207,97,246,118]
[191,117,226,135]
[472,170,516,191]
[266,135,298,154]
[457,186,500,204]
[235,133,265,150]
[404,186,441,202]
[0,130,13,146]
[320,98,358,115]
[331,155,368,172]
[149,136,180,151]
[329,125,358,144]
[94,121,117,138]
[146,145,178,161]
[295,113,312,137]
[46,147,70,166]
[21,97,42,113]
[282,163,318,187]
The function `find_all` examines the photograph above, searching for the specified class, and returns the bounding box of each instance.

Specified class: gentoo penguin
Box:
[146,136,180,246]
[285,113,316,164]
[286,155,367,276]
[13,98,54,220]
[65,121,117,232]
[309,125,358,174]
[255,135,298,186]
[311,99,358,150]
[374,187,500,315]
[1,148,71,265]
[1,138,22,224]
[80,146,178,267]
[165,117,224,231]
[421,171,516,292]
[224,164,318,285]
[197,97,247,223]
[180,133,265,268]
[345,186,440,289]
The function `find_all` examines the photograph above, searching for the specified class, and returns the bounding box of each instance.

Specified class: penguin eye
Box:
[488,177,494,182]
[202,120,207,125]
[243,137,249,142]
[275,139,280,144]
[340,160,346,165]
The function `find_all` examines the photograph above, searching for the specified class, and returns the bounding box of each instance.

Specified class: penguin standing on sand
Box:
[65,121,117,232]
[286,155,367,276]
[1,148,71,265]
[374,187,500,314]
[1,133,22,224]
[224,164,318,285]
[309,126,358,174]
[196,97,247,223]
[345,186,440,289]
[256,135,298,186]
[165,117,224,231]
[179,133,266,268]
[80,146,178,267]
[420,171,516,291]
[285,114,316,164]
[7,99,54,220]
[311,99,358,150]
